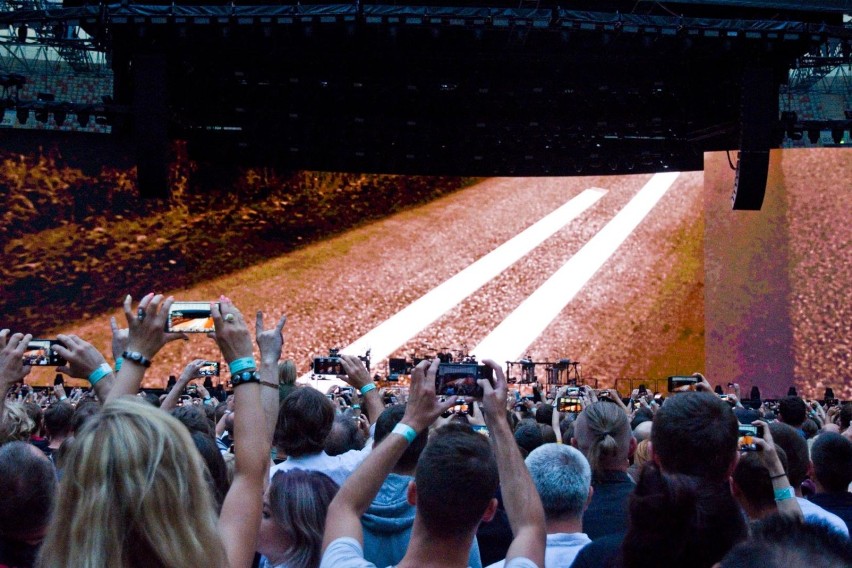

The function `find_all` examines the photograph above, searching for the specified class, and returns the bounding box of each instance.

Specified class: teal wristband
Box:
[88,363,113,386]
[59,395,68,401]
[359,383,377,396]
[228,357,256,375]
[774,486,795,502]
[392,423,418,444]
[114,357,123,372]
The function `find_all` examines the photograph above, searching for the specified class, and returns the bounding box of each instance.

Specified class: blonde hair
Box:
[634,439,652,469]
[0,401,35,445]
[38,397,228,568]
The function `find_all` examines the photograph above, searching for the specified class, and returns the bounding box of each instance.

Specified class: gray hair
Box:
[525,443,592,521]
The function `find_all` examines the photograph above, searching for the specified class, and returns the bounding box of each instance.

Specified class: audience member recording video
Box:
[1,298,850,568]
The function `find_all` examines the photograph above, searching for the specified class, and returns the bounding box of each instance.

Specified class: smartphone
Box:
[738,424,764,452]
[313,356,344,376]
[435,363,492,398]
[198,361,220,377]
[166,302,215,333]
[667,375,699,392]
[557,396,583,413]
[23,340,66,366]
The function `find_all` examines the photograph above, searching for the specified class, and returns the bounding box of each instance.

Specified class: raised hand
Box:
[338,354,371,390]
[0,330,32,389]
[210,297,253,364]
[54,334,109,379]
[122,293,188,360]
[110,316,129,362]
[402,358,456,432]
[255,311,287,364]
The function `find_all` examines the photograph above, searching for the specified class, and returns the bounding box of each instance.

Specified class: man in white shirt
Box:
[487,444,592,568]
[320,359,546,568]
[269,355,383,486]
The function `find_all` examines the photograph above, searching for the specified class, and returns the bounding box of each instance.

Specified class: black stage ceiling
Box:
[5,2,851,204]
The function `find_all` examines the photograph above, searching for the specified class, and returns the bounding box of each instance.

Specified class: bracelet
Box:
[122,351,152,368]
[88,363,113,385]
[770,472,788,480]
[392,423,418,444]
[228,357,256,375]
[231,370,260,387]
[59,395,68,401]
[359,383,377,396]
[260,381,279,390]
[114,357,123,372]
[774,486,795,502]
[352,404,361,410]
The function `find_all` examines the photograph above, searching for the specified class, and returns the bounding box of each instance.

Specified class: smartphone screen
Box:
[435,363,491,398]
[313,357,344,375]
[23,340,66,366]
[198,361,220,376]
[167,302,215,333]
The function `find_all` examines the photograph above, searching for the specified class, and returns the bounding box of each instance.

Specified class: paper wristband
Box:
[774,486,795,501]
[359,383,377,396]
[88,363,113,385]
[228,357,257,374]
[392,423,418,444]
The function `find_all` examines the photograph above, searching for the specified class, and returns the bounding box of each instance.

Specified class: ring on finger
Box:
[137,308,146,321]
[224,313,236,323]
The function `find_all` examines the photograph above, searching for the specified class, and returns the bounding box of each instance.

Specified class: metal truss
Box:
[0,0,108,76]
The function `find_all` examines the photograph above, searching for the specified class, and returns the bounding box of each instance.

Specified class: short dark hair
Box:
[414,423,499,538]
[71,400,101,434]
[0,442,56,539]
[140,391,161,408]
[374,405,427,472]
[514,423,544,454]
[651,392,738,481]
[535,404,554,426]
[778,396,807,428]
[171,405,214,437]
[811,432,852,493]
[768,422,810,489]
[840,403,852,431]
[44,402,74,439]
[324,414,364,456]
[622,463,747,568]
[720,514,852,568]
[274,387,334,457]
[732,452,776,514]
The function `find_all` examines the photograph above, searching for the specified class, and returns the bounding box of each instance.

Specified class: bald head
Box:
[633,420,653,443]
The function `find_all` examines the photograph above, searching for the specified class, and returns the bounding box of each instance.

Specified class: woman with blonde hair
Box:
[39,294,278,568]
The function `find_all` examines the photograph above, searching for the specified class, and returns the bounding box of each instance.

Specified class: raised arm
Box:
[323,358,454,551]
[0,330,32,418]
[213,298,270,568]
[339,354,384,426]
[255,311,287,443]
[480,359,546,568]
[753,419,803,521]
[108,294,188,401]
[160,359,206,412]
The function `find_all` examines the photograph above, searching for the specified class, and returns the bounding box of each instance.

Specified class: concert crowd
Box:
[1,294,850,568]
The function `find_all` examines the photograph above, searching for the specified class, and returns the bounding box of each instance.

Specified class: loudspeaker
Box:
[731,66,776,210]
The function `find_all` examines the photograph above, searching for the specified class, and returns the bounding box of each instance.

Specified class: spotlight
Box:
[77,111,90,126]
[54,108,67,126]
[807,129,820,144]
[35,107,49,124]
[831,128,845,144]
[16,107,28,124]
